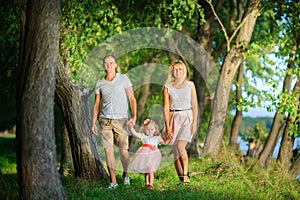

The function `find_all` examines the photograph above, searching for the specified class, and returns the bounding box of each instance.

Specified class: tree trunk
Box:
[257,43,297,167]
[290,154,300,176]
[229,63,244,153]
[187,0,226,158]
[202,0,261,156]
[257,112,285,167]
[278,118,295,169]
[59,119,74,176]
[55,59,108,180]
[247,141,263,158]
[16,0,67,199]
[278,77,300,169]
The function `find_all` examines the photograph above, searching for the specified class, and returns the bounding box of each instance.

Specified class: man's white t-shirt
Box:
[95,73,132,119]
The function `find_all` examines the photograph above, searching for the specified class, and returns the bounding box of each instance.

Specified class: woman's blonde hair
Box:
[165,60,190,85]
[140,119,160,136]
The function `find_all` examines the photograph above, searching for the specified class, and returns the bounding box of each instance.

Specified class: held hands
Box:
[127,117,136,128]
[165,128,174,140]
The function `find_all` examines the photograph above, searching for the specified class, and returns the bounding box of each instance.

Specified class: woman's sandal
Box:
[179,172,190,183]
[182,173,190,183]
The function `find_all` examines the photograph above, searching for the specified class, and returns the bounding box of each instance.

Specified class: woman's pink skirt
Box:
[163,110,193,145]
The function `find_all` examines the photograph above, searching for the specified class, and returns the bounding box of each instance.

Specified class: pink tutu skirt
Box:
[129,144,162,173]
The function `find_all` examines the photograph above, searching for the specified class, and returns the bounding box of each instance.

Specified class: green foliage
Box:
[236,96,256,113]
[242,123,269,144]
[0,1,19,130]
[272,0,300,56]
[160,0,204,30]
[262,79,299,138]
[234,4,281,114]
[60,0,122,78]
[239,117,273,137]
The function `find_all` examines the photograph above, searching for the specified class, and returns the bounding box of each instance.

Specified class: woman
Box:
[163,60,198,183]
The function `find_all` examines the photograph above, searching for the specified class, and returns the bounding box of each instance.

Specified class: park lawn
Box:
[1,133,300,200]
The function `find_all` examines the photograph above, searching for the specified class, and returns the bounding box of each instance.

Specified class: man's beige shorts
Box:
[98,117,129,149]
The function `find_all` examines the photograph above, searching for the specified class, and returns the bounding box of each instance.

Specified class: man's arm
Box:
[125,86,137,127]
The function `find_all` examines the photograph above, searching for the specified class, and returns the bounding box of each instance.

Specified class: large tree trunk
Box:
[257,43,296,167]
[278,77,300,169]
[202,0,261,156]
[55,59,108,180]
[227,0,245,154]
[188,0,225,158]
[229,63,244,153]
[16,0,67,199]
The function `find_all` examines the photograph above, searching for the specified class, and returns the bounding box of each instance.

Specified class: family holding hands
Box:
[91,55,198,190]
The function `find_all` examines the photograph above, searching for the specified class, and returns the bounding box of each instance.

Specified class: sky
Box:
[242,107,275,118]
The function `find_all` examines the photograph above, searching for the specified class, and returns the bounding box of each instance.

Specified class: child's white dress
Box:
[129,133,163,173]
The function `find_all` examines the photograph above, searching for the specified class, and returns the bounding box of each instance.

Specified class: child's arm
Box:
[129,126,140,138]
[159,137,170,145]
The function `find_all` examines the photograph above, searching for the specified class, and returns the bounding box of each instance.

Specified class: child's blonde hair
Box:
[140,119,160,136]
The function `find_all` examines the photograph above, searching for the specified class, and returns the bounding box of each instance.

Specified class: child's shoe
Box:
[146,184,153,189]
[123,176,130,185]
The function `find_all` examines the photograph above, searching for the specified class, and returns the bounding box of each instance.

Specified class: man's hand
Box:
[127,118,136,128]
[91,124,98,135]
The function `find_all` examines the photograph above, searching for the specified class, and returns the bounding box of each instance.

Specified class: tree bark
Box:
[229,63,244,152]
[187,0,226,158]
[247,140,263,158]
[278,77,300,169]
[55,59,108,180]
[290,154,300,176]
[202,0,261,156]
[257,43,296,167]
[59,119,74,176]
[16,0,67,199]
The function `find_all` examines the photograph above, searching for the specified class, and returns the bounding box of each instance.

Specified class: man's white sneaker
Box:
[107,183,118,190]
[123,176,130,185]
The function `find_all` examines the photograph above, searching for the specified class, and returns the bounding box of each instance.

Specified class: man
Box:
[91,55,137,190]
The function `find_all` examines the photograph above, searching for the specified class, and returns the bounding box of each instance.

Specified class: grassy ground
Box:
[1,133,300,200]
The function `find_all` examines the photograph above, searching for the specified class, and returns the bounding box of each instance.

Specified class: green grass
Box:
[0,133,16,174]
[1,133,300,200]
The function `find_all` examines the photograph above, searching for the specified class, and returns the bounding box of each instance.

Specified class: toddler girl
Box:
[128,119,168,189]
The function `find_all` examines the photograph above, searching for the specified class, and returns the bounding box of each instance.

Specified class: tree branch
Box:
[205,0,262,51]
[205,0,230,51]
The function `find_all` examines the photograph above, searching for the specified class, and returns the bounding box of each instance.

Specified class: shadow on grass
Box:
[0,173,18,200]
[61,172,239,200]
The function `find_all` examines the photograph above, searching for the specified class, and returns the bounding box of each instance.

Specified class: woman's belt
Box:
[170,108,192,112]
